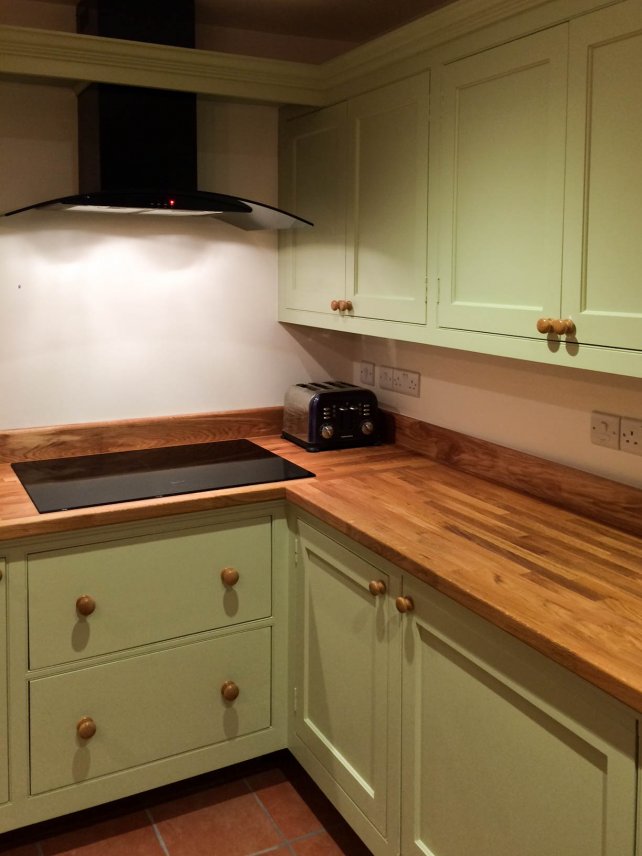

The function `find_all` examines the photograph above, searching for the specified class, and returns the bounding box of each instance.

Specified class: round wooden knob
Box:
[221,680,240,701]
[536,318,554,334]
[76,595,96,616]
[337,300,353,312]
[369,580,387,596]
[330,300,340,311]
[76,716,96,740]
[220,567,240,587]
[551,318,576,336]
[395,596,414,613]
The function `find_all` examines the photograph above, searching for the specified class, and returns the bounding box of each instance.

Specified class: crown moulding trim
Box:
[0,0,620,105]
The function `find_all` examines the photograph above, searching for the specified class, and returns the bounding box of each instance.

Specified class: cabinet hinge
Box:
[293,685,298,715]
[436,277,441,305]
[294,536,300,566]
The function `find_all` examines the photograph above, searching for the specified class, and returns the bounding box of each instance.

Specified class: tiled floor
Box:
[0,752,373,856]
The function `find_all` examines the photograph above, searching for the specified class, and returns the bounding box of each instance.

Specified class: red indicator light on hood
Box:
[169,198,175,207]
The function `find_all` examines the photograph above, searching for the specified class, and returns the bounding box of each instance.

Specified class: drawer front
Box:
[28,517,271,669]
[29,626,271,794]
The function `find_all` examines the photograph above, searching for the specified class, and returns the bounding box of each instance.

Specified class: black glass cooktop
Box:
[12,439,314,514]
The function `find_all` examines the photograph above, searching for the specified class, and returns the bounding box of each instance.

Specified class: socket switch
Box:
[393,368,420,397]
[359,360,375,386]
[620,417,642,456]
[590,412,620,450]
[379,366,394,391]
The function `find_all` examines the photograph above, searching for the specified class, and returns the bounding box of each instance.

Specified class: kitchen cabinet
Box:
[279,73,429,332]
[290,515,639,856]
[0,504,289,832]
[561,0,642,352]
[434,25,568,340]
[432,0,642,372]
[0,558,7,806]
[400,575,637,856]
[290,518,401,856]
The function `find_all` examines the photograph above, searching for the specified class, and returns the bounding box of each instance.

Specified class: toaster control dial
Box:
[361,420,375,436]
[321,423,334,440]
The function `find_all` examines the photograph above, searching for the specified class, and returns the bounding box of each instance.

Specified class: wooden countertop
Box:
[1,411,641,716]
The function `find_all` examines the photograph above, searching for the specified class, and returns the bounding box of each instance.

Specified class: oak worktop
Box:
[0,411,641,716]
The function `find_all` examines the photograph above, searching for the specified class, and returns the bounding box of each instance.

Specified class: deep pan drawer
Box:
[29,626,272,794]
[27,517,272,669]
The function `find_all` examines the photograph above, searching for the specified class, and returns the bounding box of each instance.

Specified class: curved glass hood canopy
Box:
[3,0,313,232]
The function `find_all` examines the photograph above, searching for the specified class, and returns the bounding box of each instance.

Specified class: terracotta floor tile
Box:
[150,779,284,856]
[292,831,351,856]
[250,778,327,840]
[39,810,164,856]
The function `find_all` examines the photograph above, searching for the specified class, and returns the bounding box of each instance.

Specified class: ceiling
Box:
[39,0,455,45]
[194,0,455,42]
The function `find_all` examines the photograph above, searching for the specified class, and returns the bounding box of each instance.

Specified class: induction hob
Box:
[12,439,314,514]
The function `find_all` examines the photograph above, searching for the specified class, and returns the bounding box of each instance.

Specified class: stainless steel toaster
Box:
[282,381,380,452]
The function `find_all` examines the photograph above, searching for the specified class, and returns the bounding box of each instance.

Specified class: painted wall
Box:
[0,81,353,430]
[351,337,642,488]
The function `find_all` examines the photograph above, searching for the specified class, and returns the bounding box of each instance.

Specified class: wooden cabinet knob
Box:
[76,716,96,740]
[395,596,414,613]
[76,595,96,616]
[551,318,576,336]
[221,680,240,701]
[537,317,575,336]
[221,567,240,587]
[369,580,387,596]
[330,299,353,312]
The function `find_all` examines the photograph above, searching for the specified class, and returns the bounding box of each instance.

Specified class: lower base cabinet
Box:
[291,515,639,856]
[0,558,7,806]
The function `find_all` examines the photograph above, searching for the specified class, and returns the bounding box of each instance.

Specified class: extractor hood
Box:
[3,0,313,231]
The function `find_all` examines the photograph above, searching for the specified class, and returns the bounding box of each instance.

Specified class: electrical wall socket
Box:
[590,411,620,450]
[379,366,394,391]
[359,360,375,386]
[393,368,420,397]
[620,417,642,456]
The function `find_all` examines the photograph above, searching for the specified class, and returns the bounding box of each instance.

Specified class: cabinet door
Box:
[347,73,429,324]
[293,520,400,844]
[562,0,642,350]
[401,578,637,856]
[436,27,567,338]
[0,559,7,804]
[279,104,348,313]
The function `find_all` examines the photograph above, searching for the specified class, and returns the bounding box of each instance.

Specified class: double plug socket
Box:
[591,411,642,455]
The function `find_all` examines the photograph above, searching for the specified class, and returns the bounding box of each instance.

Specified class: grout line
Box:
[35,842,45,856]
[244,777,290,848]
[145,808,171,856]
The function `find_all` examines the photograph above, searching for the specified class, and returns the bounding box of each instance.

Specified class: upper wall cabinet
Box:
[279,73,429,332]
[431,0,642,374]
[562,0,642,351]
[434,26,568,340]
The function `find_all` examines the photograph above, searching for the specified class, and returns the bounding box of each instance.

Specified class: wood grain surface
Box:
[1,410,642,713]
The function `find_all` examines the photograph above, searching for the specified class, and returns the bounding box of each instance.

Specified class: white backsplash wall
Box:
[353,337,642,489]
[0,81,353,430]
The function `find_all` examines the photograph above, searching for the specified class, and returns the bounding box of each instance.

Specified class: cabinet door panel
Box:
[347,74,429,323]
[402,579,636,856]
[29,627,272,794]
[562,0,642,348]
[437,27,567,337]
[295,520,399,836]
[0,559,7,805]
[280,104,348,313]
[28,517,272,668]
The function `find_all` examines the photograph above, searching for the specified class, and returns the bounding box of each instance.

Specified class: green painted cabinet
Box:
[434,0,642,367]
[400,576,638,856]
[291,516,639,856]
[0,505,288,834]
[279,73,429,330]
[290,518,401,856]
[561,0,642,350]
[0,558,7,806]
[434,25,568,340]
